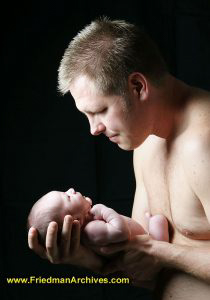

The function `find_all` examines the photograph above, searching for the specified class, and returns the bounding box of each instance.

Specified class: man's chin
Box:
[117,142,134,151]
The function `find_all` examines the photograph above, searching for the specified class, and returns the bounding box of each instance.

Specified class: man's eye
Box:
[99,108,107,114]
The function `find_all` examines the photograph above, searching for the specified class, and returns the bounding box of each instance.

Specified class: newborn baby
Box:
[27,188,169,251]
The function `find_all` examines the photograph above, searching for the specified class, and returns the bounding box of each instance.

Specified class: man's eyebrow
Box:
[76,105,92,114]
[79,107,103,114]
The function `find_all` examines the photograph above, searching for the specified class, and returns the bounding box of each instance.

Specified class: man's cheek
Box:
[107,119,122,132]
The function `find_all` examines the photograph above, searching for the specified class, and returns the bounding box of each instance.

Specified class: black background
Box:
[2,0,210,299]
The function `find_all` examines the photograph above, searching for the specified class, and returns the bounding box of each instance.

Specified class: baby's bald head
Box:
[27,190,92,247]
[27,191,65,246]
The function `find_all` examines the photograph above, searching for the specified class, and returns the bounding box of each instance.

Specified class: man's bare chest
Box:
[141,136,210,243]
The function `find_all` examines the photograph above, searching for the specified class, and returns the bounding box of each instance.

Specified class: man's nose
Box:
[90,123,106,136]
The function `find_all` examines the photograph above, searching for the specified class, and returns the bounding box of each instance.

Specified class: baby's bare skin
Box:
[28,189,169,252]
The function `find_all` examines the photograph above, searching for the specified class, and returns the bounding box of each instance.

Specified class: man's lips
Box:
[108,135,119,142]
[106,134,118,138]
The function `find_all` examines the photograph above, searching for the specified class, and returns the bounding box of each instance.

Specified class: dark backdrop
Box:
[2,1,210,300]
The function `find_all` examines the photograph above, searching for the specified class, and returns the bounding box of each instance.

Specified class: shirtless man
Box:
[28,18,210,299]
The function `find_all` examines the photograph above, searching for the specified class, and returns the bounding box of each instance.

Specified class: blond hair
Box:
[58,17,168,96]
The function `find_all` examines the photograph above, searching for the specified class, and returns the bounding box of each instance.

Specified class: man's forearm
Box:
[154,241,210,284]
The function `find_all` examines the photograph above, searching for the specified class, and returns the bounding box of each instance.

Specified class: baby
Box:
[27,188,169,252]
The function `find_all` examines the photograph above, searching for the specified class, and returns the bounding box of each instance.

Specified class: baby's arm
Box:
[121,214,169,241]
[148,214,169,242]
[82,204,146,246]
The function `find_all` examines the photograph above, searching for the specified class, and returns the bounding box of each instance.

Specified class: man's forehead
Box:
[69,76,101,110]
[75,100,106,114]
[70,75,98,97]
[70,75,123,113]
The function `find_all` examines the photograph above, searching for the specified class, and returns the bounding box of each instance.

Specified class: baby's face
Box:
[40,189,92,225]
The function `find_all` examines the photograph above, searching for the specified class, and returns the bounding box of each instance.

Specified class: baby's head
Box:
[27,189,92,247]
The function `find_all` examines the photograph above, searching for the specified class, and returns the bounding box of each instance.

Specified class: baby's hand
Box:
[82,204,130,246]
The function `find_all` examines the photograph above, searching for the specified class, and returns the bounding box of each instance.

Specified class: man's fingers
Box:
[28,227,37,249]
[28,227,47,259]
[60,215,73,257]
[70,220,80,253]
[46,222,59,262]
[100,241,128,255]
[100,234,150,257]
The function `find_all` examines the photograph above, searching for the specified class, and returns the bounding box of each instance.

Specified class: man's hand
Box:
[28,215,104,273]
[100,234,164,285]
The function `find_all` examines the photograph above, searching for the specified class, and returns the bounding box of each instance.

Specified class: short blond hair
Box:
[58,17,168,96]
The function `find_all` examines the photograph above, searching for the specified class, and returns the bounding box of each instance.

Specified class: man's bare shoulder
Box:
[187,87,210,127]
[182,88,210,150]
[177,88,210,157]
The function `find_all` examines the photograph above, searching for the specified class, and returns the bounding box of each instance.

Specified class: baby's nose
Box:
[66,188,76,195]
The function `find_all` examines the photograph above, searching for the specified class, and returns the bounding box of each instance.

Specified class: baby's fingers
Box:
[28,227,47,259]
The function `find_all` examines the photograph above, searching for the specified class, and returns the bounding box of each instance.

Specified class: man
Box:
[28,17,210,299]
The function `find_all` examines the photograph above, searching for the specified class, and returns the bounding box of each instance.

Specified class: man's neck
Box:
[151,75,192,142]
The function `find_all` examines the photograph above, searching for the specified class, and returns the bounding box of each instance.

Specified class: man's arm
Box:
[152,240,210,283]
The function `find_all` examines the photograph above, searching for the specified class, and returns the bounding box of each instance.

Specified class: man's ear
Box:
[128,73,148,101]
